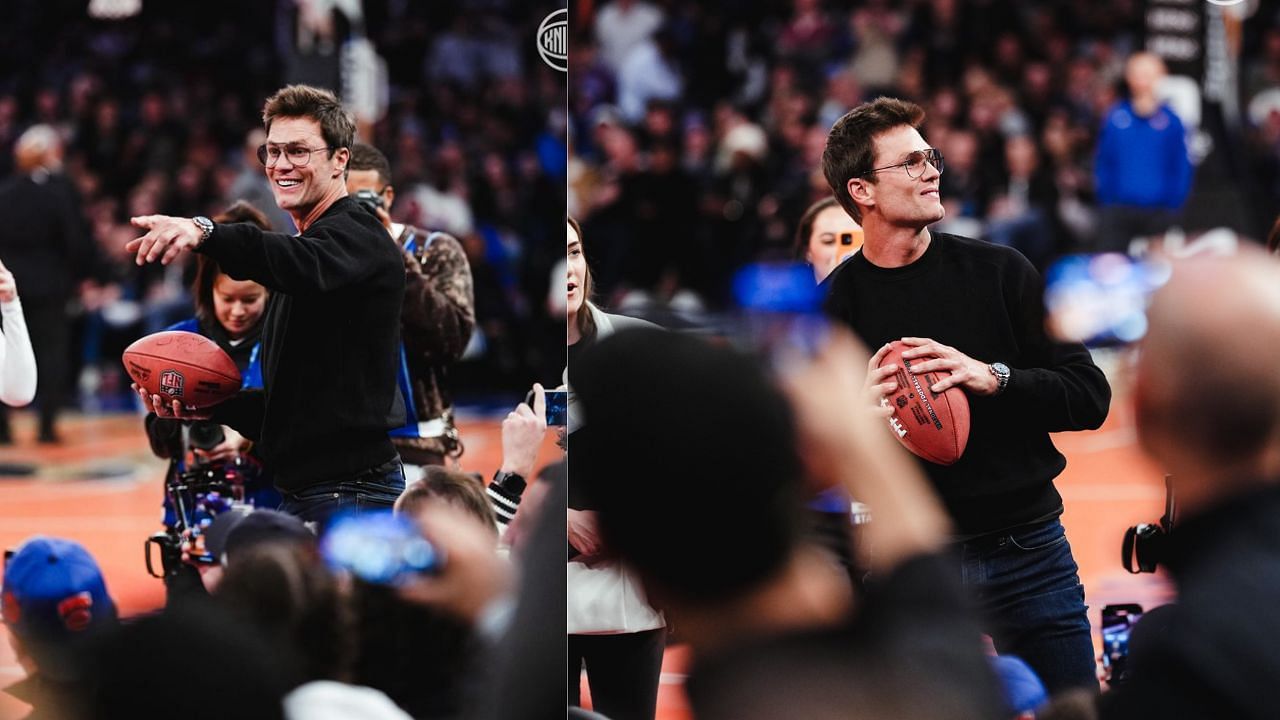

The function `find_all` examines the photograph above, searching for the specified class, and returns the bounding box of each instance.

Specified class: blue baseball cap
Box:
[991,655,1048,715]
[2,536,117,677]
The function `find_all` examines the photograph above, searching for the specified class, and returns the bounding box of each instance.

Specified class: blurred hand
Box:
[193,425,250,463]
[126,215,203,266]
[500,383,548,477]
[567,508,602,558]
[374,205,394,231]
[397,504,512,625]
[132,383,212,421]
[0,259,16,303]
[899,336,998,396]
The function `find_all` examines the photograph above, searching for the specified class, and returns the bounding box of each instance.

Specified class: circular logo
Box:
[537,9,568,73]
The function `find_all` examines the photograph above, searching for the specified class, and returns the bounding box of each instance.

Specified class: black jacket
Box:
[824,233,1111,535]
[1100,483,1280,720]
[200,196,405,492]
[0,172,102,302]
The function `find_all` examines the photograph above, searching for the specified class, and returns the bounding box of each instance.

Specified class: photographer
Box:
[144,202,281,536]
[1100,249,1280,720]
[129,85,406,524]
[345,142,475,477]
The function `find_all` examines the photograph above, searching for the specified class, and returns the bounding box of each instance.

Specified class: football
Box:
[122,331,241,409]
[878,340,971,465]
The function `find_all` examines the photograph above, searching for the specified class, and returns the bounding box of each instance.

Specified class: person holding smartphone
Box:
[566,217,666,720]
[794,196,863,284]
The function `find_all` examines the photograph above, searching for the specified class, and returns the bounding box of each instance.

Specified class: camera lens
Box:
[189,421,225,451]
[840,233,854,246]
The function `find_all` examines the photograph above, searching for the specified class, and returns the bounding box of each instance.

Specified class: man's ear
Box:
[847,177,874,215]
[332,147,350,178]
[383,184,395,209]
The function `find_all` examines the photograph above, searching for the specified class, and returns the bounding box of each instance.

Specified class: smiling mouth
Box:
[275,179,301,189]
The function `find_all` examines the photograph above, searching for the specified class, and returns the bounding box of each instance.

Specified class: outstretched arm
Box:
[0,262,36,407]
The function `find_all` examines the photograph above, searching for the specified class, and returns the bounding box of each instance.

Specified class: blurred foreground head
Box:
[573,328,804,607]
[1135,247,1280,513]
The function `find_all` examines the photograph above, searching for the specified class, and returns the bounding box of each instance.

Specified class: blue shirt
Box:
[1094,100,1192,210]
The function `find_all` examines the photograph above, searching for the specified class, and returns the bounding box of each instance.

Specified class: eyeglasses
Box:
[863,148,944,179]
[256,143,338,167]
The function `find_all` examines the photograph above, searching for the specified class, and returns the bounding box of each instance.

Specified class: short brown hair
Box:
[262,85,356,160]
[822,97,926,223]
[567,216,597,342]
[395,467,497,536]
[349,142,393,187]
[192,201,272,326]
[794,197,839,260]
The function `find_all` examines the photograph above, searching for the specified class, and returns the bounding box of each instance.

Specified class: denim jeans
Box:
[279,457,405,528]
[956,517,1097,694]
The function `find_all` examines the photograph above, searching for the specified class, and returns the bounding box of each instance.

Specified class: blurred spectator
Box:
[395,466,498,536]
[1094,52,1193,253]
[1,536,118,720]
[1105,249,1280,719]
[228,128,297,233]
[0,125,105,442]
[572,327,1006,720]
[594,0,665,74]
[347,142,475,475]
[794,196,861,283]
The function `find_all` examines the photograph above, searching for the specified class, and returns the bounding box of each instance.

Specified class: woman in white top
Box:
[0,258,37,408]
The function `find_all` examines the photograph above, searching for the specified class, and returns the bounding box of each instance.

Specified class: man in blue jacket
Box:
[1094,52,1193,253]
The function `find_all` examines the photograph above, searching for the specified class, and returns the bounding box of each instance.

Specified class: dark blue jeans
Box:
[279,457,405,528]
[956,517,1097,694]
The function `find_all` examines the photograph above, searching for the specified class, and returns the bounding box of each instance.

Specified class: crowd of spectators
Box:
[570,0,1280,310]
[0,0,567,419]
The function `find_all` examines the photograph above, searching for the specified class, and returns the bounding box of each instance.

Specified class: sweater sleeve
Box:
[209,389,266,442]
[1002,253,1111,432]
[199,214,388,296]
[401,232,476,365]
[0,299,37,407]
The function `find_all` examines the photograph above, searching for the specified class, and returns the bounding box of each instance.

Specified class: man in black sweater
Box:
[128,85,405,524]
[1100,250,1280,719]
[821,98,1111,693]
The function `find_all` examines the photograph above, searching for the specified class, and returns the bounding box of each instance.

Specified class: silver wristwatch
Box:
[193,216,215,245]
[989,362,1011,394]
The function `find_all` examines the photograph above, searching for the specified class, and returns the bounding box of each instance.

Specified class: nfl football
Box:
[122,331,241,409]
[878,340,971,465]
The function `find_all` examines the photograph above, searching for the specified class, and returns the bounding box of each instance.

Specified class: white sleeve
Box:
[0,299,37,406]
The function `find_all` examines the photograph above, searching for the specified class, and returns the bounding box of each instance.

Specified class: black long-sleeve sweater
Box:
[198,196,406,493]
[824,232,1111,535]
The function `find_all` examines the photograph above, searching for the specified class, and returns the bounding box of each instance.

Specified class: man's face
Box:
[345,169,392,210]
[263,116,347,215]
[859,125,945,228]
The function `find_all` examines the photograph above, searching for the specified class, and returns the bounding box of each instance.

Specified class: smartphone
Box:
[1044,254,1171,346]
[730,262,830,368]
[834,229,864,267]
[321,510,443,585]
[1100,603,1144,686]
[526,389,568,426]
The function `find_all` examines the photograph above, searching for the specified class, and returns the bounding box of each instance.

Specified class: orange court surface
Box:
[0,356,1173,720]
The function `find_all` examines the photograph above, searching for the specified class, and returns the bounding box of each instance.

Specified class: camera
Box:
[188,421,225,453]
[1122,475,1175,574]
[353,188,385,217]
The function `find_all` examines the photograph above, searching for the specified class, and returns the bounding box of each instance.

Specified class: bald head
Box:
[1137,249,1280,498]
[1125,52,1166,101]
